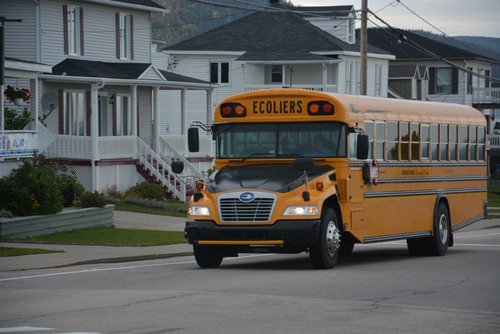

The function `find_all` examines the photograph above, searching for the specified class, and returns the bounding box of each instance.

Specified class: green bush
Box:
[56,173,85,207]
[0,158,63,216]
[79,192,107,208]
[125,182,165,201]
[0,209,14,218]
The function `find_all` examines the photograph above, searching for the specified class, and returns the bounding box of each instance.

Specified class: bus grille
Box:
[219,197,274,222]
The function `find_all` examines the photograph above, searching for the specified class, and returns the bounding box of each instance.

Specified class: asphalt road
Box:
[0,222,499,334]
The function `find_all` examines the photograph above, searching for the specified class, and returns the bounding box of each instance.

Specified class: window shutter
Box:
[115,13,120,59]
[112,101,117,136]
[451,68,458,94]
[63,5,68,55]
[428,67,435,94]
[130,15,134,60]
[79,8,84,55]
[58,90,64,134]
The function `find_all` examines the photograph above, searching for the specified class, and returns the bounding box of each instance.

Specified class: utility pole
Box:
[360,0,368,95]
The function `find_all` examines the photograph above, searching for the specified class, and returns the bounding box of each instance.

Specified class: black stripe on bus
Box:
[364,231,432,243]
[365,187,487,198]
[452,214,484,232]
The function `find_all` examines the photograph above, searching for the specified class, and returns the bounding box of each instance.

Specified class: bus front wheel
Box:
[309,208,340,269]
[193,244,223,268]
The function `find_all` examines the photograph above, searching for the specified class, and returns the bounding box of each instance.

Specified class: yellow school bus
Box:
[179,88,487,269]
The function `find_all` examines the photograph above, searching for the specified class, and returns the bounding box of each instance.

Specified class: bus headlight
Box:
[188,206,211,216]
[283,206,319,216]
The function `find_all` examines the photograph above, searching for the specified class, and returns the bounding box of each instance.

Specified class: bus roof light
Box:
[308,101,334,116]
[220,103,246,117]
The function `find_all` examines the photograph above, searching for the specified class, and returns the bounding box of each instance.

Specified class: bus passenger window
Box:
[478,126,486,160]
[459,125,468,161]
[469,126,477,160]
[365,121,374,159]
[387,122,398,160]
[450,125,458,160]
[431,124,439,160]
[422,124,430,160]
[376,122,385,160]
[411,122,420,160]
[440,124,448,161]
[400,122,410,161]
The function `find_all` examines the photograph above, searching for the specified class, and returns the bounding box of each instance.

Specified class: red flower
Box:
[3,85,31,103]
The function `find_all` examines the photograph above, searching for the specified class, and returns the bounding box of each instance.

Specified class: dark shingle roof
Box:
[366,28,497,62]
[158,70,210,84]
[164,10,391,61]
[52,59,150,79]
[110,0,165,11]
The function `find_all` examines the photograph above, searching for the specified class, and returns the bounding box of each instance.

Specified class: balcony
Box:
[472,87,500,109]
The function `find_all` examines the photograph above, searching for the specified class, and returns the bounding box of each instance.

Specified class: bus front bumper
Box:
[184,219,321,249]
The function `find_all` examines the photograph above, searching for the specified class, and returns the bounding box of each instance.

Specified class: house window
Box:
[271,65,283,84]
[115,95,132,136]
[429,67,458,95]
[64,5,83,56]
[210,62,230,84]
[347,18,355,44]
[467,67,473,94]
[375,64,383,96]
[485,69,491,89]
[346,61,354,94]
[62,91,87,136]
[116,13,133,60]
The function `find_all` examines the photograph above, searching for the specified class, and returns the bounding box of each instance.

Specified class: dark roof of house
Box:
[366,28,498,63]
[52,59,150,79]
[110,0,165,10]
[164,9,391,61]
[291,5,354,17]
[51,58,209,84]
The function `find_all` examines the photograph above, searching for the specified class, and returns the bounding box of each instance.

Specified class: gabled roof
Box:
[367,28,498,63]
[164,9,392,62]
[105,0,167,13]
[46,58,210,87]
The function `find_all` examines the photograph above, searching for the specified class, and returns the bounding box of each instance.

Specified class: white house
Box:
[160,3,395,149]
[1,0,213,199]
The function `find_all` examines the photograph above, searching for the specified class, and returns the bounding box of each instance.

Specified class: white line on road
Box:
[0,327,53,332]
[0,254,271,283]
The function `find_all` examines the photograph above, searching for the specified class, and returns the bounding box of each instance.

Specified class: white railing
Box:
[98,136,136,160]
[244,84,337,92]
[158,137,204,181]
[473,87,500,104]
[489,135,500,149]
[136,137,186,201]
[0,130,38,160]
[45,135,92,159]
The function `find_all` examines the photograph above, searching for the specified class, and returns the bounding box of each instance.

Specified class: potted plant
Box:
[3,85,31,105]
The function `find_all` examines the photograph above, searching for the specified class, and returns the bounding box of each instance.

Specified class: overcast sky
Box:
[291,0,500,38]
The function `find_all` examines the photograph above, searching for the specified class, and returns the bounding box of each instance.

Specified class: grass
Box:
[0,247,63,257]
[114,200,188,217]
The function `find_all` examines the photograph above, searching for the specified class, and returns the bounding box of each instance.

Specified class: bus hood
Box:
[208,164,333,193]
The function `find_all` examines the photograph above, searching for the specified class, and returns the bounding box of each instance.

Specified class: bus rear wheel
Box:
[427,203,450,256]
[193,244,223,268]
[309,208,340,269]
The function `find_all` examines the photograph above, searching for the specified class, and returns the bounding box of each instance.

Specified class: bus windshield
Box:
[216,122,347,159]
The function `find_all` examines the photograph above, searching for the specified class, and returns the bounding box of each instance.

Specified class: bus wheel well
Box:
[435,196,451,226]
[323,195,342,232]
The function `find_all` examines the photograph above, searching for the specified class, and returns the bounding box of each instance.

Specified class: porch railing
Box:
[473,87,500,104]
[244,84,337,92]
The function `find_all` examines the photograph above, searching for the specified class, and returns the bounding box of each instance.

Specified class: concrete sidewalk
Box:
[0,211,193,271]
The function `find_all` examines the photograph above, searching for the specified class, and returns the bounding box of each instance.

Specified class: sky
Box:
[291,0,500,38]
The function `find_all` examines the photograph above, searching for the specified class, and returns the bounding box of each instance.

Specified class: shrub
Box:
[79,192,107,208]
[56,173,85,207]
[125,182,165,201]
[0,159,64,216]
[103,184,123,200]
[0,210,14,218]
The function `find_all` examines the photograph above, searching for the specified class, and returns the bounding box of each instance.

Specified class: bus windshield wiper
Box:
[240,153,272,162]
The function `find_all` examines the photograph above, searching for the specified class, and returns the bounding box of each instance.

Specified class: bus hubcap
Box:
[326,221,341,256]
[438,214,449,244]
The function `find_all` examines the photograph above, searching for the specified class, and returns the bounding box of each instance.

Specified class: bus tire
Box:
[427,203,450,256]
[193,244,223,268]
[406,238,427,256]
[309,207,340,269]
[339,233,355,255]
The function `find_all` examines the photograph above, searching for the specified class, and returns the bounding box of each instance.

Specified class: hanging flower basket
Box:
[3,85,31,104]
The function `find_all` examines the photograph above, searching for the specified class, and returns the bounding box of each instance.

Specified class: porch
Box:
[472,87,500,109]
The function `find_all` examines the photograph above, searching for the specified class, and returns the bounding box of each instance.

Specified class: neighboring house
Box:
[1,0,213,198]
[160,3,395,147]
[366,28,500,119]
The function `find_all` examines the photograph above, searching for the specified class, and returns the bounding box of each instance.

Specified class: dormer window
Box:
[347,18,355,44]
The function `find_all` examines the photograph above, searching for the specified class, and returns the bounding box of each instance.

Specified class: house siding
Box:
[1,2,38,62]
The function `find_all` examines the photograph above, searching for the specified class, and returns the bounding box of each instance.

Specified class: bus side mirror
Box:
[188,127,200,152]
[171,161,184,174]
[357,134,369,160]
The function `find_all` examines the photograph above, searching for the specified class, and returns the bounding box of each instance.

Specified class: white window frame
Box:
[63,91,87,136]
[67,5,81,56]
[210,61,230,85]
[116,94,132,136]
[119,13,132,60]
